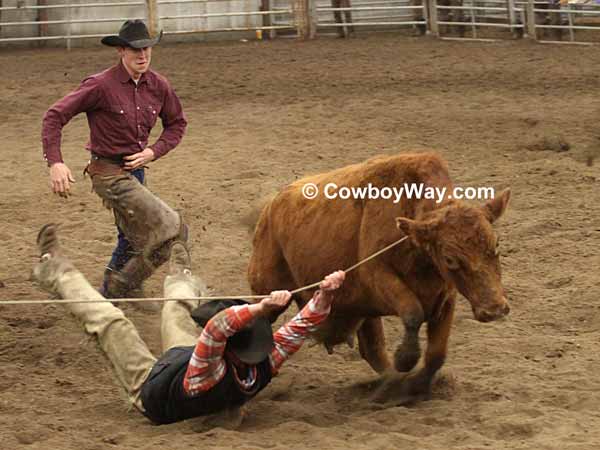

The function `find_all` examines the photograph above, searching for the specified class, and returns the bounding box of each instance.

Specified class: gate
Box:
[314,0,427,37]
[430,0,525,40]
[523,0,600,44]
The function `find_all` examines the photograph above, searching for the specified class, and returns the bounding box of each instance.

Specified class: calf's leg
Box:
[373,296,455,404]
[357,317,392,373]
[394,314,423,372]
[422,295,455,381]
[359,267,424,373]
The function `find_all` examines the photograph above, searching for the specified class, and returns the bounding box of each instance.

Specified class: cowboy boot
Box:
[170,243,206,294]
[149,212,190,269]
[103,254,154,299]
[32,224,77,293]
[101,266,146,300]
[104,212,190,299]
[99,266,117,298]
[169,241,192,277]
[163,241,206,313]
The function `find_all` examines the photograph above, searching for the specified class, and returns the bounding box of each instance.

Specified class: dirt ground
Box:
[1,33,600,450]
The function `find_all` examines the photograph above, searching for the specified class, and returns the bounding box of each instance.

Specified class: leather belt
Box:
[91,152,127,165]
[85,153,129,177]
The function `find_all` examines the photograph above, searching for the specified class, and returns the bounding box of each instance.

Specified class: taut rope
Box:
[1,236,408,306]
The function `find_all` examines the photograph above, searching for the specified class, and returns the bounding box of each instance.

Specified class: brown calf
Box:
[248,152,510,402]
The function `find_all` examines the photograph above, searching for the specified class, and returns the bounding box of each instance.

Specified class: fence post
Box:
[526,0,536,39]
[507,0,517,38]
[470,4,476,38]
[261,0,273,39]
[308,0,318,38]
[430,0,439,37]
[37,0,48,47]
[145,0,159,36]
[293,0,311,39]
[422,0,430,35]
[66,5,72,50]
[567,4,575,42]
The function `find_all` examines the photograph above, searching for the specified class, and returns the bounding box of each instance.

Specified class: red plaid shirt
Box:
[183,293,332,395]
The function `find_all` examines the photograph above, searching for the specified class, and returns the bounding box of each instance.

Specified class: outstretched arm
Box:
[269,271,345,374]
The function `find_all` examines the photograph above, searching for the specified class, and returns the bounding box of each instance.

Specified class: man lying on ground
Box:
[32,224,345,424]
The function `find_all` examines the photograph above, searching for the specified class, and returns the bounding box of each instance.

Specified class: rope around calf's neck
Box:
[1,236,408,306]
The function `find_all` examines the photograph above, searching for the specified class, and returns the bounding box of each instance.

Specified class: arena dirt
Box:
[1,34,599,450]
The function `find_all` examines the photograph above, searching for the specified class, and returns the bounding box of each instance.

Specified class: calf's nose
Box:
[475,297,510,322]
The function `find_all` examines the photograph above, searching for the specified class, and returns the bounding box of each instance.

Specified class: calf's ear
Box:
[482,188,510,224]
[395,217,435,248]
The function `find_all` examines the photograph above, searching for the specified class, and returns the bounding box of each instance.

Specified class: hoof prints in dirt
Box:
[338,371,457,410]
[5,316,57,330]
[525,136,571,153]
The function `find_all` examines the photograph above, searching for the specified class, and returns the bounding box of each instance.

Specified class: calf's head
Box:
[396,189,511,322]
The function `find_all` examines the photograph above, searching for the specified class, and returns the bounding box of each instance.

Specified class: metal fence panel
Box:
[2,0,600,46]
[0,0,146,46]
[157,0,296,36]
[314,0,426,36]
[432,0,524,41]
[0,0,296,46]
[523,0,600,43]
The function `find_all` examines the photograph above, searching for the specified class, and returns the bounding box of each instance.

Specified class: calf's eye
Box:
[445,256,460,270]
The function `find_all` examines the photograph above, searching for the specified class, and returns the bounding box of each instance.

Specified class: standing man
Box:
[41,20,188,298]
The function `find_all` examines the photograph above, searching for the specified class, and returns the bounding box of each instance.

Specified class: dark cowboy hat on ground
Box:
[191,299,274,365]
[101,19,163,48]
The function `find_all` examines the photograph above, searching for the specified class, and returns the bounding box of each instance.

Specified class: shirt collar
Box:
[116,61,149,85]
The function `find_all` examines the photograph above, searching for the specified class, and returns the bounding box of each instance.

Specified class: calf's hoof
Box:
[370,370,432,406]
[393,349,420,373]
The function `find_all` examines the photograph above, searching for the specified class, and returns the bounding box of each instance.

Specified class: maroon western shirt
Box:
[42,62,187,165]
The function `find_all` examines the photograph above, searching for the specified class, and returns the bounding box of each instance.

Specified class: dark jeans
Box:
[106,168,145,272]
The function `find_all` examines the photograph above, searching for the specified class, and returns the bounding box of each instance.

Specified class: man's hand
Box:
[257,290,292,317]
[320,270,345,291]
[123,148,154,170]
[313,270,346,306]
[49,163,75,198]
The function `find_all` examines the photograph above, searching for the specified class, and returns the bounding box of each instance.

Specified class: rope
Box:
[0,236,408,306]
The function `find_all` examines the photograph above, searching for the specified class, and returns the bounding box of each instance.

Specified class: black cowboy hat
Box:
[101,19,163,48]
[191,299,274,365]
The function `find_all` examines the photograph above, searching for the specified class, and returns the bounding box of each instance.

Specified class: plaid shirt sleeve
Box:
[269,291,332,374]
[183,305,256,396]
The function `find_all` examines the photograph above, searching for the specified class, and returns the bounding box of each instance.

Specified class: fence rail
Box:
[0,2,145,10]
[1,0,600,46]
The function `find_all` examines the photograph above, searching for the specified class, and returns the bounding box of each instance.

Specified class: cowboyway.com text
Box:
[301,182,495,204]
